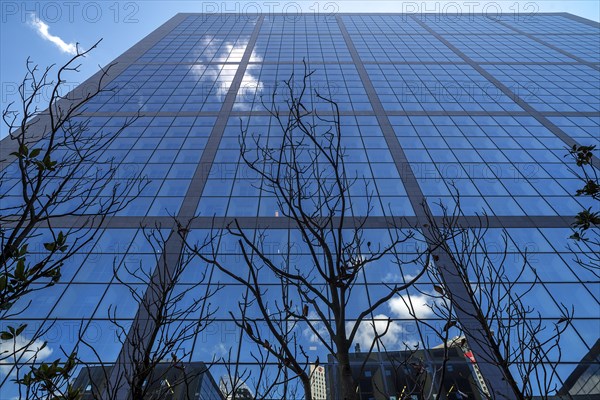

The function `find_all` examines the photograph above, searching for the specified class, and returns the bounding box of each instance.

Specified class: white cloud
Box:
[350,314,405,351]
[346,292,450,352]
[0,335,53,377]
[383,271,418,284]
[382,272,398,282]
[303,311,330,344]
[211,342,228,357]
[187,37,263,111]
[388,292,438,320]
[28,14,77,55]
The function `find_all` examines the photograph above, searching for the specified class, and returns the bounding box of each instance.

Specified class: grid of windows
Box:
[1,13,599,398]
[137,33,252,63]
[0,116,218,217]
[367,63,523,112]
[446,34,574,62]
[253,33,351,62]
[0,117,169,217]
[171,14,257,35]
[83,63,238,113]
[443,226,599,354]
[536,35,600,62]
[483,64,600,112]
[416,15,514,34]
[392,115,593,216]
[351,33,462,62]
[261,15,342,35]
[235,63,370,111]
[116,116,214,216]
[547,116,600,147]
[182,228,428,365]
[498,15,599,34]
[179,226,599,378]
[0,228,164,391]
[341,15,428,34]
[198,116,413,217]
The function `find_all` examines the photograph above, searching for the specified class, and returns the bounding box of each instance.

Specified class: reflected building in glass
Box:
[1,12,599,400]
[73,362,223,399]
[325,346,485,399]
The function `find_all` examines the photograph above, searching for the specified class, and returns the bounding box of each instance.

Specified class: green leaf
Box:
[42,155,57,171]
[575,180,600,197]
[4,244,18,259]
[15,324,27,336]
[569,232,582,241]
[0,331,13,340]
[29,148,41,158]
[573,208,600,231]
[14,259,25,280]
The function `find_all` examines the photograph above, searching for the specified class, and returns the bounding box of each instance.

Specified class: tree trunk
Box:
[337,351,358,400]
[302,376,313,400]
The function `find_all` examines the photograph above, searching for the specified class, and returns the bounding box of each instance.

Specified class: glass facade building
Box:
[1,12,599,399]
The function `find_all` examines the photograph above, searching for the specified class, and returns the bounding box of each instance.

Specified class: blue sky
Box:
[0,0,598,136]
